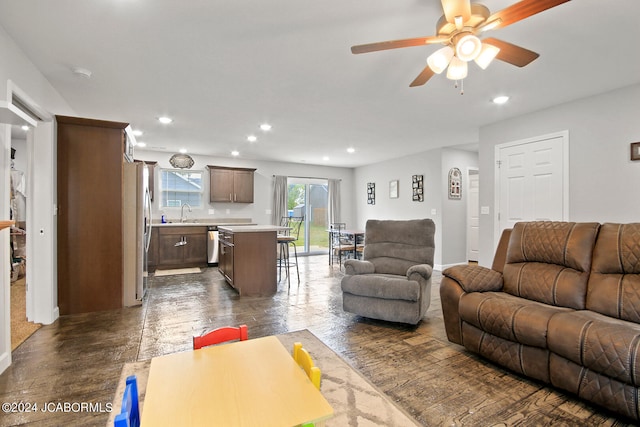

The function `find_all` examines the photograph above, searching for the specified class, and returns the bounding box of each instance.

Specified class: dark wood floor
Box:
[0,256,632,426]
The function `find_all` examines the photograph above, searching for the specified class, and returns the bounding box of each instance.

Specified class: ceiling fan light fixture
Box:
[454,15,464,30]
[478,18,502,33]
[455,34,482,62]
[446,56,468,80]
[474,43,501,69]
[427,46,454,74]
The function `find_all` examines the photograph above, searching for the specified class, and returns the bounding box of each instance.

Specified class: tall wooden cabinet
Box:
[56,116,128,315]
[208,166,256,203]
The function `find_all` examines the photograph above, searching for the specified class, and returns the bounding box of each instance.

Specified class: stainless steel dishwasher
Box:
[207,226,219,266]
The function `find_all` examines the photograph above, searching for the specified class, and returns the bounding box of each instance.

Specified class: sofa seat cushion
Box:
[341,274,419,301]
[459,292,572,348]
[548,310,640,385]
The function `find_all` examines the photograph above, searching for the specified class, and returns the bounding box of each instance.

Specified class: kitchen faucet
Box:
[181,203,192,223]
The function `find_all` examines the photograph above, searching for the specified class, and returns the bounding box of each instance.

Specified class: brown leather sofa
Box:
[441,221,640,420]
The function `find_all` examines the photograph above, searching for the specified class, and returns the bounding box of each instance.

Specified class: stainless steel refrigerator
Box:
[123,161,152,306]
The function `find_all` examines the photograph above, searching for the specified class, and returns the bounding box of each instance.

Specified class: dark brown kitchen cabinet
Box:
[157,226,207,269]
[208,166,256,203]
[56,115,128,315]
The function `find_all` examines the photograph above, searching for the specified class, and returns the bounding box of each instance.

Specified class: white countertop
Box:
[153,222,255,227]
[217,225,289,233]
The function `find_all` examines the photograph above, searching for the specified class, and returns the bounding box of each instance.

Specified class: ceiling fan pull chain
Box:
[460,79,464,95]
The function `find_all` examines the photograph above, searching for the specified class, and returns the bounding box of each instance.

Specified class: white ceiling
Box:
[1,0,639,167]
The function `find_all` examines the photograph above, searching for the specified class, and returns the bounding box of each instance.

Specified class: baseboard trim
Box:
[435,262,468,271]
[0,350,10,375]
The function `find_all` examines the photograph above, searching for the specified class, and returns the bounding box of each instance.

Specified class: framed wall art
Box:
[412,174,423,202]
[367,182,375,205]
[389,180,399,199]
[631,142,640,161]
[448,167,462,199]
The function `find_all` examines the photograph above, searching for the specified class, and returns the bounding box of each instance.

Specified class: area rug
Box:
[154,267,201,277]
[10,277,42,351]
[108,329,420,426]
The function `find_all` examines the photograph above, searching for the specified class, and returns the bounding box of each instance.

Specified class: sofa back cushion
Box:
[503,221,600,309]
[363,219,435,276]
[587,223,640,322]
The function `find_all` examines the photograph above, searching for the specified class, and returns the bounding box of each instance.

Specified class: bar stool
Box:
[278,216,303,288]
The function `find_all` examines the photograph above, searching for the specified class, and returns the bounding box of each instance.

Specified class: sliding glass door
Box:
[287,178,329,255]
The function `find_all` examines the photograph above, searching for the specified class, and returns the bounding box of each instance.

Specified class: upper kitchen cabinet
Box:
[56,115,128,315]
[208,166,256,203]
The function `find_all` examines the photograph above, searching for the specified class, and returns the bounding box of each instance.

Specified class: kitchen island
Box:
[217,225,288,296]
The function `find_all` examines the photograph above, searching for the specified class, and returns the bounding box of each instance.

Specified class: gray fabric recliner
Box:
[341,218,435,325]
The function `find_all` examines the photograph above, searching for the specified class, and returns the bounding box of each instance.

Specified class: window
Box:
[160,169,203,208]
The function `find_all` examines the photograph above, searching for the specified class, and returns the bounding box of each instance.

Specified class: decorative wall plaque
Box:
[367,182,375,205]
[448,168,462,199]
[412,174,424,202]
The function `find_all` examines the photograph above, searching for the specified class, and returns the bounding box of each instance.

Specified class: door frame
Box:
[466,167,479,262]
[493,130,569,248]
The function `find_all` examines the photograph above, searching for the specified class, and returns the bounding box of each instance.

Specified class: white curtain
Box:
[272,175,288,225]
[328,179,341,225]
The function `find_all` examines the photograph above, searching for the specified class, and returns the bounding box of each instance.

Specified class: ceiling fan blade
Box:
[483,38,539,67]
[351,36,448,54]
[441,0,471,24]
[488,0,570,29]
[409,65,436,87]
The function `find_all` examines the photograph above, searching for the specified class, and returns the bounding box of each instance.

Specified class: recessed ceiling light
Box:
[132,130,143,137]
[247,135,257,142]
[260,123,272,131]
[158,117,173,124]
[179,148,187,154]
[492,95,509,105]
[136,142,147,148]
[322,156,330,161]
[347,147,355,154]
[231,150,240,156]
[21,125,29,131]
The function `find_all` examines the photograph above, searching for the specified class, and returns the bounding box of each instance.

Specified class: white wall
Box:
[353,147,478,269]
[0,124,11,373]
[441,149,479,267]
[0,23,74,373]
[135,149,355,227]
[478,83,640,266]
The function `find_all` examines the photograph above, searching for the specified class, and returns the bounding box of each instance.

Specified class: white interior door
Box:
[495,132,568,242]
[467,169,479,262]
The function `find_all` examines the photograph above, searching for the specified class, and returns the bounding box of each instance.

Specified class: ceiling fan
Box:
[351,0,571,89]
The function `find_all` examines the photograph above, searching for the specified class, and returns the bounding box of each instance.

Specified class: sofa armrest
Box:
[442,265,503,292]
[344,259,375,275]
[407,264,433,281]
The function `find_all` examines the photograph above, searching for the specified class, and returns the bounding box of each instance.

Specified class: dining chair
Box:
[277,216,304,288]
[114,375,140,427]
[193,324,248,350]
[292,342,321,390]
[329,223,354,268]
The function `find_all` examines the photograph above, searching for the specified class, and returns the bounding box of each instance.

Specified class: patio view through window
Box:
[287,178,329,254]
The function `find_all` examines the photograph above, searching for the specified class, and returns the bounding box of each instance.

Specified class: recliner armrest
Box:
[344,259,375,275]
[442,265,503,292]
[407,264,433,281]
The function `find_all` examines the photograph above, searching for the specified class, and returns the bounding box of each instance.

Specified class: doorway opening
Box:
[466,168,479,263]
[9,125,41,350]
